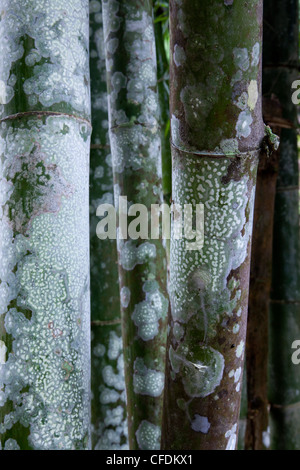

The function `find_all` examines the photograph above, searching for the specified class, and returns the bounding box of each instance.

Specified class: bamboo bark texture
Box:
[89,0,127,450]
[0,0,91,450]
[102,0,169,450]
[162,0,264,450]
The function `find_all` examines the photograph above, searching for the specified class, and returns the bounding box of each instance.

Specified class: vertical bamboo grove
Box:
[102,0,169,449]
[0,1,91,450]
[162,0,264,450]
[263,0,300,450]
[89,0,127,450]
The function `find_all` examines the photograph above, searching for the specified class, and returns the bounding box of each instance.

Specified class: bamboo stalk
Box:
[0,0,91,450]
[89,0,128,450]
[162,0,264,450]
[102,0,169,450]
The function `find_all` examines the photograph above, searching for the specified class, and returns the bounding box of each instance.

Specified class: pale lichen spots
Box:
[100,387,120,405]
[169,344,225,398]
[3,438,20,450]
[247,80,258,111]
[102,0,122,41]
[173,44,186,67]
[173,322,184,342]
[236,340,245,358]
[0,80,13,105]
[191,415,211,434]
[135,420,161,450]
[228,367,241,384]
[93,343,106,358]
[234,92,248,111]
[109,129,160,173]
[262,427,270,449]
[108,331,123,360]
[89,0,101,14]
[225,424,237,450]
[231,70,243,87]
[219,138,239,155]
[120,286,130,308]
[94,402,128,450]
[132,281,168,342]
[133,358,164,398]
[232,324,240,334]
[107,37,119,54]
[236,110,253,139]
[0,340,7,364]
[0,115,90,449]
[118,240,156,271]
[251,42,260,67]
[111,71,127,94]
[233,48,250,72]
[102,354,125,391]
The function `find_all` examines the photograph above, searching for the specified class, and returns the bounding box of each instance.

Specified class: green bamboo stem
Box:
[0,0,91,450]
[263,0,300,450]
[162,0,264,450]
[89,0,128,450]
[102,0,169,450]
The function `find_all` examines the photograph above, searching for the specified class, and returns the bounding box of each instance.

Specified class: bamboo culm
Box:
[89,0,128,450]
[162,0,265,450]
[102,0,169,450]
[0,0,91,450]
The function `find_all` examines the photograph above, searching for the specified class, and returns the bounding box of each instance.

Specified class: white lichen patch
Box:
[0,340,7,364]
[225,424,237,450]
[108,331,123,360]
[219,138,239,155]
[100,387,120,405]
[133,358,164,397]
[236,340,245,358]
[233,48,250,72]
[120,286,131,308]
[173,44,186,67]
[247,80,258,111]
[91,326,127,451]
[262,427,270,449]
[0,0,90,117]
[236,110,253,139]
[251,43,260,67]
[3,438,20,450]
[191,415,211,434]
[228,367,241,383]
[132,281,168,341]
[135,420,161,450]
[118,240,156,271]
[169,344,225,398]
[102,354,126,392]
